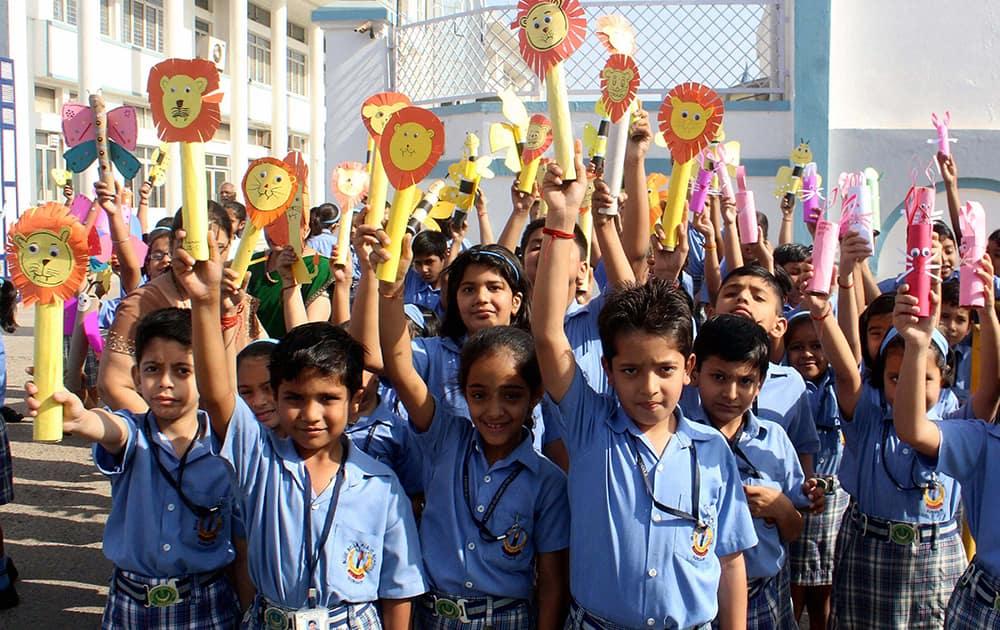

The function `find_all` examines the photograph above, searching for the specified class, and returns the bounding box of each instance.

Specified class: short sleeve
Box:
[532,466,570,553]
[220,397,268,495]
[410,337,432,382]
[935,419,988,482]
[410,403,465,459]
[377,476,428,599]
[713,449,759,558]
[786,393,820,455]
[93,411,139,475]
[554,365,616,452]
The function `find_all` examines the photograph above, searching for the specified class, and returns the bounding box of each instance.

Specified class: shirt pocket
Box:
[671,500,719,566]
[330,524,383,602]
[481,505,536,573]
[179,489,234,551]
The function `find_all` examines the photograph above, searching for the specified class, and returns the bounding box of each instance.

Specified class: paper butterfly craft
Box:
[5,202,89,306]
[61,102,141,180]
[242,157,298,230]
[379,107,445,190]
[512,0,587,78]
[361,92,412,139]
[657,83,724,164]
[332,162,370,212]
[595,14,636,56]
[600,54,640,124]
[489,88,530,172]
[147,58,224,143]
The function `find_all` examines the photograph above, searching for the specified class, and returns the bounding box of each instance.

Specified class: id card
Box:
[293,609,327,630]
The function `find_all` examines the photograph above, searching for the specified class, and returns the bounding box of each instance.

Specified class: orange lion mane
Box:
[6,202,89,306]
[147,58,222,143]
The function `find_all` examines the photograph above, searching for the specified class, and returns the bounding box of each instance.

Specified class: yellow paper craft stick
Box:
[286,183,311,285]
[34,301,64,442]
[517,159,541,195]
[578,206,593,292]
[660,159,694,251]
[367,147,389,228]
[546,63,575,181]
[180,142,210,260]
[334,209,353,267]
[229,221,260,284]
[89,94,116,189]
[377,186,419,282]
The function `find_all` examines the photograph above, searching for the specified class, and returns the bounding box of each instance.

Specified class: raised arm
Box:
[620,110,653,278]
[274,246,309,331]
[95,181,142,294]
[591,178,635,287]
[497,182,535,254]
[778,196,796,246]
[970,256,1000,421]
[937,152,962,241]
[533,142,587,403]
[693,208,722,301]
[891,288,942,457]
[802,275,863,420]
[838,231,872,364]
[720,197,744,274]
[329,243,353,326]
[349,224,386,372]
[474,191,495,245]
[137,180,152,234]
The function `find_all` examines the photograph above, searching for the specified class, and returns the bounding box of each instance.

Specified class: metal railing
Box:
[393,1,787,106]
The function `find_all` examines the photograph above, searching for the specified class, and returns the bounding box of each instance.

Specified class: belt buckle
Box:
[145,579,182,608]
[889,522,918,545]
[433,596,470,622]
[992,592,1000,612]
[858,512,868,534]
[263,606,291,630]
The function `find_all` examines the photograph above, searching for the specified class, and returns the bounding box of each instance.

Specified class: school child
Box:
[380,272,570,629]
[0,278,19,609]
[404,230,448,317]
[236,340,279,431]
[691,314,810,629]
[307,203,340,259]
[773,243,811,316]
[534,146,757,629]
[689,265,820,476]
[28,308,242,628]
[891,264,1000,629]
[175,231,426,629]
[799,256,1000,629]
[938,279,974,404]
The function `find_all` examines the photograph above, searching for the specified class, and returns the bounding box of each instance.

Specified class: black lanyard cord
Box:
[879,419,934,491]
[142,413,219,519]
[303,437,348,604]
[730,439,764,480]
[462,440,525,542]
[627,433,705,530]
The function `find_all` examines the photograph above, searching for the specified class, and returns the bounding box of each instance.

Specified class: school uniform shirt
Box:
[221,398,427,608]
[345,398,424,496]
[402,269,444,317]
[807,369,844,477]
[948,342,972,406]
[414,406,569,600]
[556,366,758,629]
[564,292,609,395]
[306,230,338,259]
[94,410,238,577]
[690,408,807,579]
[932,418,1000,577]
[838,386,964,523]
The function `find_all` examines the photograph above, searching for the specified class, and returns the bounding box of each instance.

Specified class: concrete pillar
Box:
[271,0,288,157]
[308,24,325,201]
[164,0,189,213]
[229,0,249,191]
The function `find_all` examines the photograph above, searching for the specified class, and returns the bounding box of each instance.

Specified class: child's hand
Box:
[839,230,872,276]
[541,140,587,229]
[63,183,74,203]
[354,224,385,274]
[721,197,738,226]
[25,382,87,431]
[937,152,958,187]
[743,484,786,521]
[798,266,831,317]
[748,226,773,269]
[171,228,224,303]
[972,254,997,313]
[377,232,413,297]
[474,190,487,215]
[780,194,795,218]
[138,180,152,204]
[274,246,299,287]
[221,266,248,316]
[801,478,828,514]
[649,222,688,283]
[590,177,615,216]
[626,109,652,160]
[94,180,121,217]
[894,283,939,346]
[449,218,468,244]
[330,244,354,283]
[510,182,536,216]
[692,207,715,245]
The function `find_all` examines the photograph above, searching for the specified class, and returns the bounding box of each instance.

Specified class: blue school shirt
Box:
[933,419,1000,576]
[345,398,424,496]
[948,342,972,406]
[402,270,444,317]
[838,387,963,523]
[690,408,807,579]
[306,230,337,259]
[556,366,757,629]
[221,398,426,608]
[94,410,238,577]
[807,369,844,476]
[564,292,609,395]
[414,406,569,600]
[687,223,706,297]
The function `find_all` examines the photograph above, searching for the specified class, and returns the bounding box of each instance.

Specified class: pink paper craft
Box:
[959,201,986,307]
[735,166,758,245]
[801,163,821,224]
[838,172,872,250]
[688,156,715,215]
[711,145,734,202]
[61,102,141,178]
[807,219,838,297]
[931,112,955,157]
[902,185,939,317]
[69,194,93,223]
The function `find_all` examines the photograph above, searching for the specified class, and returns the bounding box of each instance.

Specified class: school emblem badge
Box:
[502,522,529,557]
[345,542,376,583]
[924,482,945,511]
[691,525,714,559]
[197,513,223,545]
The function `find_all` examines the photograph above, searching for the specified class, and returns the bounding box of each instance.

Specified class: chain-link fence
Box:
[394,1,786,106]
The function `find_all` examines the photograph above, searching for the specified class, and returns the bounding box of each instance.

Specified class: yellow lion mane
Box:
[147,58,222,143]
[5,202,89,306]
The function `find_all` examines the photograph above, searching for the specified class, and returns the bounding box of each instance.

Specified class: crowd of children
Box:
[1,107,998,630]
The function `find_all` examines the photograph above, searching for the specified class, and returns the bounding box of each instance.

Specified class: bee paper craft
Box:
[408,180,447,235]
[489,88,530,173]
[441,135,495,229]
[377,107,445,282]
[50,169,73,188]
[6,202,89,441]
[332,162,370,266]
[657,83,724,249]
[959,201,986,308]
[774,140,812,205]
[147,58,224,261]
[61,100,141,182]
[902,183,941,317]
[512,0,586,180]
[516,114,554,194]
[230,157,298,282]
[361,92,412,227]
[147,143,171,187]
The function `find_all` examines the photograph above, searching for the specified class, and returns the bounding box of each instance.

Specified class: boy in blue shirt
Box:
[403,230,447,316]
[533,145,757,629]
[690,314,811,629]
[938,279,974,405]
[28,307,242,628]
[175,231,426,629]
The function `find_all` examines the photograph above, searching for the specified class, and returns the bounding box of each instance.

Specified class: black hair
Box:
[774,242,811,267]
[598,279,693,361]
[941,278,963,309]
[693,314,770,383]
[171,201,234,243]
[308,203,340,238]
[518,218,587,264]
[989,228,1000,245]
[269,322,365,394]
[134,308,192,362]
[459,326,540,430]
[223,200,247,223]
[859,293,897,369]
[236,340,276,371]
[441,245,531,342]
[869,332,950,390]
[0,279,17,333]
[406,305,441,339]
[756,212,769,242]
[718,265,787,314]
[412,230,448,260]
[144,225,172,245]
[783,312,813,341]
[933,220,956,244]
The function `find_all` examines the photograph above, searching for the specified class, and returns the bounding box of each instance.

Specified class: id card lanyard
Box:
[626,432,706,530]
[143,413,220,519]
[303,437,348,608]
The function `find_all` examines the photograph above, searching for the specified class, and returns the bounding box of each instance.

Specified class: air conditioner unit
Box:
[197,36,227,72]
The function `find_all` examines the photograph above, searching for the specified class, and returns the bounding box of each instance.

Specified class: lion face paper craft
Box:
[332,162,370,211]
[6,202,89,305]
[361,92,413,139]
[379,108,445,189]
[657,83,724,163]
[147,58,224,143]
[513,0,587,78]
[600,54,640,124]
[521,114,554,164]
[242,157,298,230]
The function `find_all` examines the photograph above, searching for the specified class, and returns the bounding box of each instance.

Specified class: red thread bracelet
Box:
[542,227,575,240]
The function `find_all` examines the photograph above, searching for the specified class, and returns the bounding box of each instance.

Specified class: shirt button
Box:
[312,504,320,511]
[467,542,476,550]
[162,543,171,552]
[656,464,664,472]
[646,619,655,626]
[647,568,657,577]
[484,475,492,483]
[477,505,485,513]
[652,514,661,522]
[464,581,474,589]
[166,504,175,512]
[902,447,911,455]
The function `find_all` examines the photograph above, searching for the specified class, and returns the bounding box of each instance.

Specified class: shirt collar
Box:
[610,405,696,451]
[471,428,539,473]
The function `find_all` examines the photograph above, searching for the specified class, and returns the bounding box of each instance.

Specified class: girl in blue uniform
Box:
[379,246,570,629]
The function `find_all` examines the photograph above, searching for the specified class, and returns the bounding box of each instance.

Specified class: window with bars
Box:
[195,18,210,37]
[287,50,307,96]
[288,22,307,43]
[195,0,211,10]
[248,3,271,27]
[122,0,165,52]
[35,131,61,203]
[53,0,78,25]
[248,33,271,84]
[289,134,308,153]
[101,0,112,35]
[135,146,166,209]
[205,154,230,200]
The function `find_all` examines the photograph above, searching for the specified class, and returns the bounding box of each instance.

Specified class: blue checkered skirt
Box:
[829,509,967,629]
[243,596,382,629]
[102,569,240,629]
[566,601,711,630]
[945,561,1000,629]
[789,486,850,586]
[709,572,796,630]
[0,414,13,505]
[414,593,533,630]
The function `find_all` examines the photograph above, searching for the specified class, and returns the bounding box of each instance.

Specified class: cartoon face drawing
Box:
[668,96,715,142]
[519,1,569,51]
[388,122,435,172]
[335,165,368,199]
[790,141,812,165]
[378,107,445,189]
[13,229,76,288]
[360,92,412,138]
[525,119,553,151]
[159,74,207,129]
[603,66,634,103]
[147,58,222,142]
[244,160,296,212]
[5,202,89,305]
[512,0,586,78]
[656,83,724,163]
